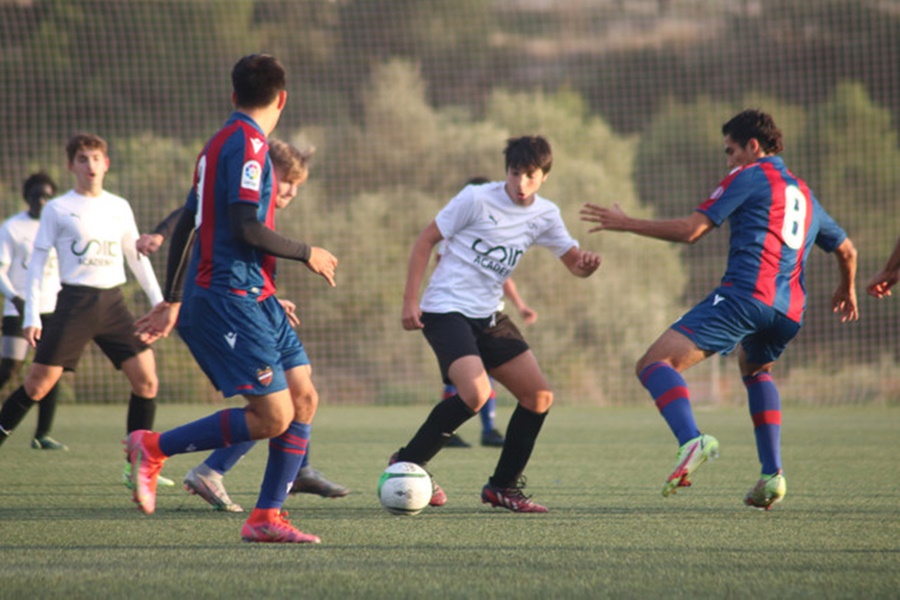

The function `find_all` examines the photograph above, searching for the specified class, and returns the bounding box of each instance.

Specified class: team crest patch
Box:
[241,160,262,191]
[257,366,274,387]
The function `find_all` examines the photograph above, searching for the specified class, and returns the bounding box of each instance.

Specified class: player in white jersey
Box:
[0,135,171,488]
[0,173,68,450]
[392,136,602,513]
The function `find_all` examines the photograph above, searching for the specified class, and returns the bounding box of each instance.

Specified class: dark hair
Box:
[722,109,784,155]
[504,136,553,174]
[65,132,107,163]
[23,172,57,202]
[232,54,286,109]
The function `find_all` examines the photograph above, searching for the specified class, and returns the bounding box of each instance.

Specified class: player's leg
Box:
[0,363,63,447]
[242,366,319,543]
[737,313,797,510]
[395,354,485,466]
[32,383,67,450]
[636,329,709,446]
[479,378,504,447]
[483,350,551,513]
[441,382,471,448]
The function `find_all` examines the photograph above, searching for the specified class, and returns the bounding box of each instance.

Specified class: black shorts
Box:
[33,285,149,371]
[421,311,529,384]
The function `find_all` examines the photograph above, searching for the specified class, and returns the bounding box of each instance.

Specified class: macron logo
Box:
[224,332,237,349]
[250,138,265,154]
[713,294,725,306]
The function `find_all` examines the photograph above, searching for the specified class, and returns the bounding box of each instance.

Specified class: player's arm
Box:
[122,215,164,307]
[229,203,336,286]
[402,221,443,330]
[580,203,715,244]
[866,235,900,299]
[136,207,184,256]
[560,246,602,278]
[135,207,195,344]
[831,237,859,323]
[503,278,537,325]
[0,232,21,313]
[22,246,50,346]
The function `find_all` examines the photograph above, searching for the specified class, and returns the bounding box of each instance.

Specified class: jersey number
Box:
[194,155,207,229]
[781,185,807,250]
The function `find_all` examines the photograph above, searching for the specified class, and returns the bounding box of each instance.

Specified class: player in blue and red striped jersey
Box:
[581,109,859,510]
[128,54,338,543]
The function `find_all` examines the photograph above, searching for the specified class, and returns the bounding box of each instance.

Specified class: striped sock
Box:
[744,372,782,475]
[639,362,700,446]
[158,407,252,457]
[256,421,310,510]
[204,440,257,474]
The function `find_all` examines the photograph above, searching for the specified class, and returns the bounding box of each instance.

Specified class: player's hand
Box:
[278,298,300,327]
[11,296,25,317]
[832,286,859,323]
[519,304,538,325]
[305,247,338,287]
[401,298,424,330]
[24,326,41,348]
[576,250,602,277]
[136,233,165,256]
[865,270,898,299]
[580,202,629,233]
[135,301,181,344]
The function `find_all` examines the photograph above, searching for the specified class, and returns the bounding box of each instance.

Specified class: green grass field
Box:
[1,404,897,599]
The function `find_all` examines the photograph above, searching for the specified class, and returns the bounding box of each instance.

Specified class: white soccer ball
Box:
[377,461,432,516]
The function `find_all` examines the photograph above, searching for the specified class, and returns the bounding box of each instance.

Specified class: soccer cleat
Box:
[289,466,350,498]
[480,428,505,447]
[122,463,175,490]
[31,435,68,451]
[662,434,720,497]
[125,430,166,515]
[744,473,786,510]
[184,465,244,512]
[241,509,321,544]
[445,433,471,448]
[389,452,447,507]
[481,478,548,513]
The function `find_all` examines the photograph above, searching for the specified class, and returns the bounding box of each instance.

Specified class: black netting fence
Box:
[1,0,897,406]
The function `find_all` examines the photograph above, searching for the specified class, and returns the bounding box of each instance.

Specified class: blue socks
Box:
[257,421,310,509]
[158,407,252,457]
[743,372,782,475]
[639,362,700,446]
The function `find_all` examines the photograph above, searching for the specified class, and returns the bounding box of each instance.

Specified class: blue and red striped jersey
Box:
[696,156,846,323]
[183,112,278,299]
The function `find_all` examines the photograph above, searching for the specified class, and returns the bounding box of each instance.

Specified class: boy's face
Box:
[275,170,307,210]
[723,135,760,170]
[504,166,548,206]
[69,147,109,194]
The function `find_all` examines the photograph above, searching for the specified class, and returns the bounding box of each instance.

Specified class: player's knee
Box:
[130,374,158,398]
[520,389,553,413]
[23,379,52,401]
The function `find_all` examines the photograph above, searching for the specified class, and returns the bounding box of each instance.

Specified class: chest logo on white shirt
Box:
[70,239,118,267]
[469,238,523,278]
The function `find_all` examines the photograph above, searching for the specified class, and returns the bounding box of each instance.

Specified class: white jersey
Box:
[421,181,577,318]
[24,189,163,329]
[0,211,60,316]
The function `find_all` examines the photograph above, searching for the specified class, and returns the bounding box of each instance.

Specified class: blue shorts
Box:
[671,287,801,365]
[177,290,308,397]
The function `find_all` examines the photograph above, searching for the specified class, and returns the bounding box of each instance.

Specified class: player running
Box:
[130,54,338,543]
[581,109,858,509]
[394,135,601,513]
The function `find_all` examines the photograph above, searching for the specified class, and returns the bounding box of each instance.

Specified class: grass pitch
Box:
[1,404,897,599]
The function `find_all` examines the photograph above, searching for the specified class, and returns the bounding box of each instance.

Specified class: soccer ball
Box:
[377,461,432,516]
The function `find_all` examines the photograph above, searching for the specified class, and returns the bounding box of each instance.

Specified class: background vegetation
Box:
[0,0,898,406]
